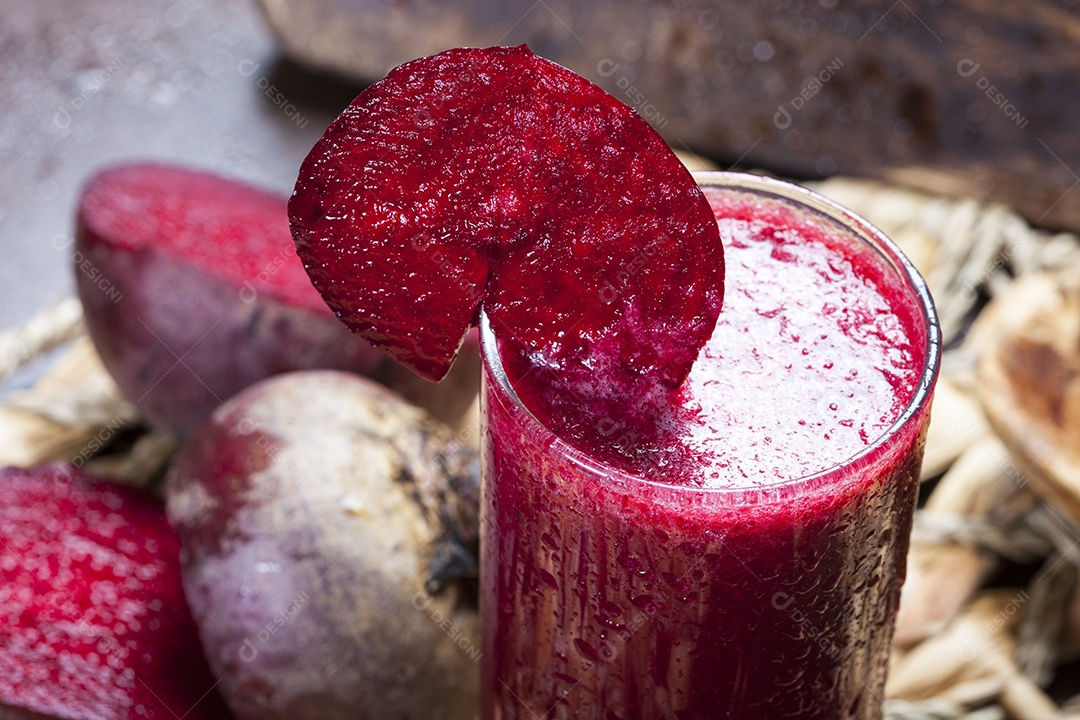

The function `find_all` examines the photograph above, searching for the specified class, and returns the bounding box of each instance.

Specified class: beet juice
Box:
[480,173,940,719]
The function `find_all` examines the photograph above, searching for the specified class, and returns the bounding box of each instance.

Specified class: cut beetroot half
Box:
[75,162,480,436]
[0,464,230,720]
[80,163,327,314]
[289,45,723,399]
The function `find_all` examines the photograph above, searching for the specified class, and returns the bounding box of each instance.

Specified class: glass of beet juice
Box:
[480,172,941,719]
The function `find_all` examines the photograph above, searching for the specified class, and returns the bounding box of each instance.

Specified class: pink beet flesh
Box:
[0,464,229,720]
[79,163,325,314]
[75,162,481,436]
[290,45,724,399]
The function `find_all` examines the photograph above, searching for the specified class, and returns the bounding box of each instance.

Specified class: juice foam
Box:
[500,186,927,489]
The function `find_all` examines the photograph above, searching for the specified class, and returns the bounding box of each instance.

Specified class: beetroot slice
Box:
[290,45,723,389]
[0,464,230,720]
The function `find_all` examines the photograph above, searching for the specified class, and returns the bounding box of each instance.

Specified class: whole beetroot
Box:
[166,371,479,720]
[75,162,479,437]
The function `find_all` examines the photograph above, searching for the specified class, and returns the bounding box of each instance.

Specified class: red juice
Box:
[480,174,940,719]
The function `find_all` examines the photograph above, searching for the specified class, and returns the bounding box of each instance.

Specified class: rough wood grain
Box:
[257,0,1080,231]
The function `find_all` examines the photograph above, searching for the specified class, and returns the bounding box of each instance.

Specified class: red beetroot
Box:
[289,46,723,432]
[76,163,479,437]
[0,464,230,720]
[166,371,480,720]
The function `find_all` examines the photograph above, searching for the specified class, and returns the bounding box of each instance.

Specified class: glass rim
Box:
[480,170,942,498]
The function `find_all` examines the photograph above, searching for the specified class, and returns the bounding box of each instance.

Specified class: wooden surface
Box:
[257,0,1080,233]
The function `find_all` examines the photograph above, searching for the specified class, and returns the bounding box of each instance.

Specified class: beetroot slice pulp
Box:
[0,464,229,720]
[289,44,724,393]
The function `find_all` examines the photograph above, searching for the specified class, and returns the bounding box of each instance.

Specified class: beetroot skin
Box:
[0,464,230,720]
[166,371,480,720]
[289,45,724,416]
[76,163,479,437]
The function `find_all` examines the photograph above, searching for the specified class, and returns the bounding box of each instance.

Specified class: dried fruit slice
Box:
[289,45,723,402]
[0,464,229,720]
